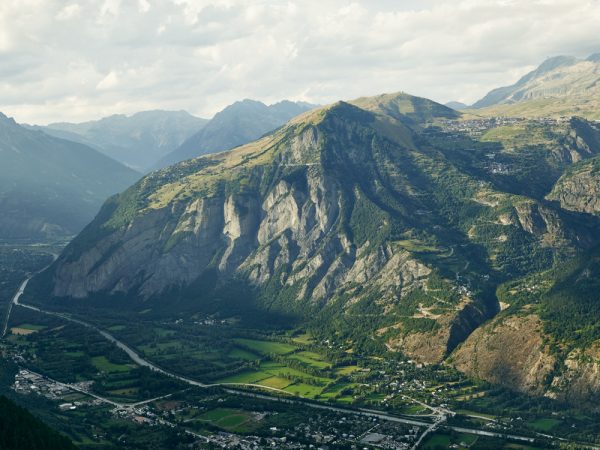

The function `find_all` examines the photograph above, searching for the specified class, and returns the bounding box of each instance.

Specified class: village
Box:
[11,367,424,449]
[435,116,572,138]
[8,346,543,450]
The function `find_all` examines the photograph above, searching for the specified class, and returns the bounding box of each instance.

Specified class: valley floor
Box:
[2,245,600,449]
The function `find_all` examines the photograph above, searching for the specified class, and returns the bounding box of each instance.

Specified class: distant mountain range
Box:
[30,110,207,172]
[444,101,468,110]
[0,113,140,240]
[1,99,316,242]
[469,53,600,119]
[154,100,316,169]
[29,101,316,173]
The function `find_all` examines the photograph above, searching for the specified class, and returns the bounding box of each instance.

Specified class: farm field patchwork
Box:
[192,407,263,433]
[233,338,298,355]
[216,359,337,398]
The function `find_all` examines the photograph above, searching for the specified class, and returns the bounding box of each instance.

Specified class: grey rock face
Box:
[548,161,600,216]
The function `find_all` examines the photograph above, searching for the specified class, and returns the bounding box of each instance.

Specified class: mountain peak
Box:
[587,52,600,62]
[445,101,468,110]
[0,112,17,126]
[154,99,316,169]
[472,54,599,113]
[217,99,269,115]
[350,91,460,123]
[535,55,578,73]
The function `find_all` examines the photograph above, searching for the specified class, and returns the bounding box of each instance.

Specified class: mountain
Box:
[588,53,600,63]
[446,120,600,407]
[444,101,468,110]
[470,54,600,119]
[547,154,600,216]
[0,395,76,450]
[36,110,207,172]
[472,55,579,108]
[35,92,600,404]
[0,112,140,240]
[453,243,600,406]
[154,100,315,169]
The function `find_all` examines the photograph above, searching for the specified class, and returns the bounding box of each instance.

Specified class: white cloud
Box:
[138,0,150,14]
[0,0,599,124]
[0,30,10,52]
[55,4,80,20]
[100,0,121,16]
[96,71,119,90]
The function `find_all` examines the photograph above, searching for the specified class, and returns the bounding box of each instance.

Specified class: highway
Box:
[1,253,57,338]
[1,277,29,338]
[18,368,187,411]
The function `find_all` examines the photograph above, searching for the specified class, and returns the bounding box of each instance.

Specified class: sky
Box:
[1,0,600,124]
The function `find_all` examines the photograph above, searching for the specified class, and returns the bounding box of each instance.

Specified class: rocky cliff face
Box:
[53,125,344,301]
[452,313,557,395]
[479,56,598,104]
[452,242,600,407]
[549,344,600,407]
[548,156,600,216]
[386,295,495,364]
[452,311,600,409]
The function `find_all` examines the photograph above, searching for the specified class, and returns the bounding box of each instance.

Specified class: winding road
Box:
[1,277,30,338]
[1,253,57,338]
[3,269,542,446]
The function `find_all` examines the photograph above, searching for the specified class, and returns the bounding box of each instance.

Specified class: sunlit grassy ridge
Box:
[148,134,282,208]
[107,94,437,216]
[480,122,560,148]
[466,97,600,120]
[350,91,459,123]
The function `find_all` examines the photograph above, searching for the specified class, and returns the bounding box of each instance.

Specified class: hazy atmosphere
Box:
[2,0,600,123]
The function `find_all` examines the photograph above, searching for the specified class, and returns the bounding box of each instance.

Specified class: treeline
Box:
[0,395,76,450]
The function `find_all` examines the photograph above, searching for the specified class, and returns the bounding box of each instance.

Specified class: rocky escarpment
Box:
[452,313,557,395]
[549,343,600,407]
[471,55,600,119]
[452,243,600,407]
[54,120,354,302]
[54,167,346,302]
[452,311,600,409]
[385,295,497,364]
[548,156,600,216]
